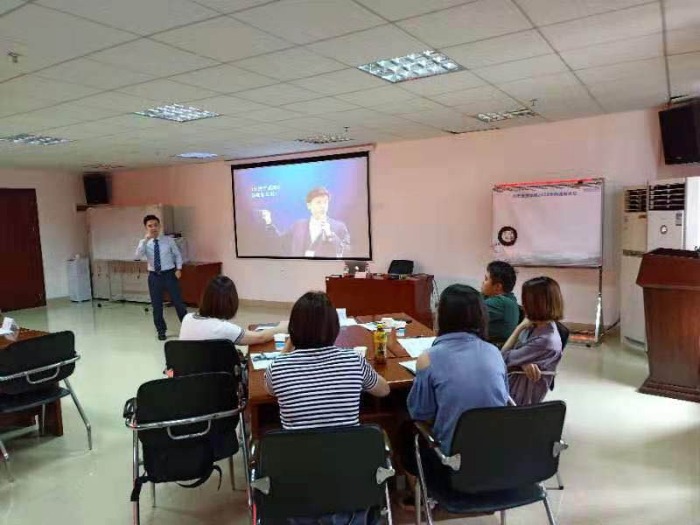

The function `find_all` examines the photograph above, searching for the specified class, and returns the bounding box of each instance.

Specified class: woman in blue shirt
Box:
[403,284,509,493]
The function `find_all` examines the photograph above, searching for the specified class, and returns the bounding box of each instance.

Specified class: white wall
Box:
[0,168,87,299]
[112,109,666,324]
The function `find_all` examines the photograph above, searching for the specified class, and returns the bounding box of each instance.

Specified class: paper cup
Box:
[274,333,288,351]
[380,317,394,328]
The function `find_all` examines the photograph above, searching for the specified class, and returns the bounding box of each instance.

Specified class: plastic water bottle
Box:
[374,323,387,364]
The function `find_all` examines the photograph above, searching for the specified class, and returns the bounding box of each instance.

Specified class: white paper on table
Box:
[340,318,357,327]
[359,322,378,331]
[399,360,417,375]
[0,317,16,336]
[399,337,436,358]
[250,352,282,370]
[254,324,276,331]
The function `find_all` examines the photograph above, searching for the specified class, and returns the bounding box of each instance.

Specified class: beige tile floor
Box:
[0,299,698,525]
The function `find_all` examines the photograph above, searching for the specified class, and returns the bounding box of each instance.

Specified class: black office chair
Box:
[164,339,250,491]
[0,331,91,482]
[413,401,567,525]
[250,425,395,525]
[124,372,246,525]
[388,259,414,275]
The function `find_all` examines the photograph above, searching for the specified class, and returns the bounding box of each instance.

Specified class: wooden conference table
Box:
[246,314,434,451]
[0,328,64,436]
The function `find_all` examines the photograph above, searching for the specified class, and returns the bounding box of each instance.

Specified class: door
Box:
[0,189,46,311]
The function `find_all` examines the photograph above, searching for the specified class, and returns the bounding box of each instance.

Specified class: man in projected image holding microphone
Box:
[262,186,350,258]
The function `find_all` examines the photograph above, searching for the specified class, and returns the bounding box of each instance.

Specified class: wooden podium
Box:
[325,274,434,328]
[637,248,700,402]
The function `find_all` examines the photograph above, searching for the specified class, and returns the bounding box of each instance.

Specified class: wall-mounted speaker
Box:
[83,173,111,205]
[659,100,700,165]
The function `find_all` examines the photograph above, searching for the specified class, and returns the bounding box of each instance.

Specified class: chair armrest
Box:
[414,421,441,449]
[123,397,136,420]
[508,370,556,377]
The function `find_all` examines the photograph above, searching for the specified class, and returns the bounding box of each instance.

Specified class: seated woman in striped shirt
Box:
[264,291,390,430]
[264,291,390,525]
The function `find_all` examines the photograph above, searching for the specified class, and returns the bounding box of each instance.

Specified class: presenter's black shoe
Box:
[157,334,167,341]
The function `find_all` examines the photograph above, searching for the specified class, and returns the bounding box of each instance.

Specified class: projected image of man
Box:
[265,187,350,258]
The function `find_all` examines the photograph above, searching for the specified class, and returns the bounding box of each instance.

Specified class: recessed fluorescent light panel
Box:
[296,134,353,145]
[135,104,220,122]
[476,107,537,123]
[176,152,219,159]
[0,133,71,145]
[358,50,462,83]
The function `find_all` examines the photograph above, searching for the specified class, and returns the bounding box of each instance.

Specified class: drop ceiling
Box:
[0,0,697,170]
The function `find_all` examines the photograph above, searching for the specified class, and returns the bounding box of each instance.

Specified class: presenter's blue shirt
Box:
[407,332,509,453]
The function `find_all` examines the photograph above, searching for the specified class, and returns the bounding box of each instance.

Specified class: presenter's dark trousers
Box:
[148,269,187,336]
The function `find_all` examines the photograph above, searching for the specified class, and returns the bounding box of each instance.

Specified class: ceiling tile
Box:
[0,75,99,108]
[377,97,446,114]
[35,58,156,90]
[442,30,553,70]
[236,83,321,105]
[576,57,665,85]
[429,85,519,112]
[171,65,276,93]
[336,86,417,107]
[233,0,385,45]
[232,47,345,81]
[191,0,275,14]
[0,4,135,72]
[595,89,668,112]
[117,79,218,102]
[0,96,54,118]
[321,107,389,125]
[281,97,360,115]
[540,3,661,52]
[308,24,428,66]
[242,107,304,122]
[36,0,219,35]
[290,68,387,95]
[0,0,26,16]
[399,70,486,96]
[273,116,341,133]
[400,107,481,132]
[665,0,700,54]
[560,33,663,70]
[397,0,532,48]
[668,52,700,97]
[0,102,121,133]
[152,16,291,62]
[88,39,219,77]
[89,114,171,130]
[353,0,474,21]
[38,120,134,140]
[475,54,569,84]
[72,92,162,113]
[514,0,651,26]
[498,72,588,102]
[182,95,268,114]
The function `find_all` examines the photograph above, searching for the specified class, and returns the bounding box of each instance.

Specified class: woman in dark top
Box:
[501,276,564,405]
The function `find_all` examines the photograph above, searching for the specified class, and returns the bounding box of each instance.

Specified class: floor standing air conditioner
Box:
[621,186,648,350]
[647,177,700,251]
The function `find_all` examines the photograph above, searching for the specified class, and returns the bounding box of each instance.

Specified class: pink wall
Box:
[112,109,669,324]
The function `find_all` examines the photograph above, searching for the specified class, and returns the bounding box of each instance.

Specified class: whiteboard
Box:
[492,178,604,267]
[87,205,173,261]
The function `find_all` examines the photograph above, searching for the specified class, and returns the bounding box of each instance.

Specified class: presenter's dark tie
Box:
[153,239,162,272]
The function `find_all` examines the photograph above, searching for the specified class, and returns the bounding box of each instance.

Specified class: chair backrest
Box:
[164,339,243,378]
[448,401,566,493]
[254,425,389,521]
[388,259,414,275]
[0,331,76,394]
[555,321,570,349]
[135,373,239,482]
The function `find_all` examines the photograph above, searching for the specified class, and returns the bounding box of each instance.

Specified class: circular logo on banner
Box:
[498,226,518,246]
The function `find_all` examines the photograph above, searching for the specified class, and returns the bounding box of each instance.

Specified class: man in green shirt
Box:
[481,261,520,344]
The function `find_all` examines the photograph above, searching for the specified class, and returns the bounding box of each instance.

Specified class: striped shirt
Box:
[264,346,379,430]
